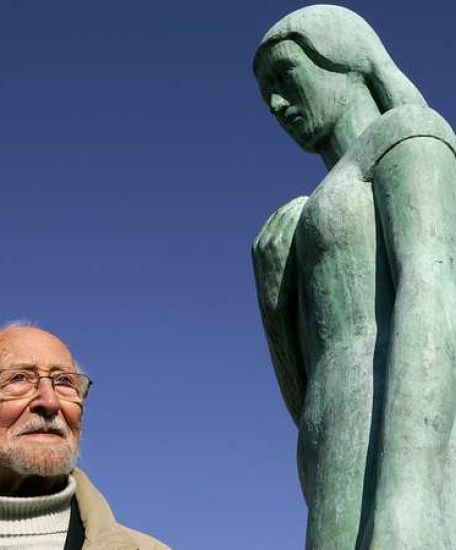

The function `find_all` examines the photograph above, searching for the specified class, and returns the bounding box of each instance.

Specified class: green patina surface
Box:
[252,5,456,549]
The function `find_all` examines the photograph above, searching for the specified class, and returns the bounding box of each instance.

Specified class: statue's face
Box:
[256,40,349,151]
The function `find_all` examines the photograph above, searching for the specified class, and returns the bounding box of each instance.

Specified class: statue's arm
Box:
[370,136,456,546]
[252,196,308,426]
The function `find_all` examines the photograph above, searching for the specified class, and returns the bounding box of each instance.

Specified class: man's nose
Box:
[29,378,60,418]
[269,93,289,114]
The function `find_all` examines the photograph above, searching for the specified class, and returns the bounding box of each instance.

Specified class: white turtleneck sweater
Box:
[0,475,76,550]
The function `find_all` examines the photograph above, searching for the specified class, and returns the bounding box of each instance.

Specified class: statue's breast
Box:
[296,160,377,268]
[294,158,386,351]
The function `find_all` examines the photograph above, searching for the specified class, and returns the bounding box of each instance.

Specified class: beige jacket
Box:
[73,468,172,550]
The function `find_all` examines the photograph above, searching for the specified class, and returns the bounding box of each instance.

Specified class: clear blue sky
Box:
[0,1,454,548]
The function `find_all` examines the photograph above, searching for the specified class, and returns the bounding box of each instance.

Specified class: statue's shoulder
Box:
[352,105,456,179]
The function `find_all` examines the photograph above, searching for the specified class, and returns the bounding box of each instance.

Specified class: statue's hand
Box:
[252,196,308,425]
[253,196,308,312]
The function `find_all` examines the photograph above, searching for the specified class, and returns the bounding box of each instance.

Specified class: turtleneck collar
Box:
[0,474,76,536]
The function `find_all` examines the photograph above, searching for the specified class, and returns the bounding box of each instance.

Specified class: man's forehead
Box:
[0,327,74,367]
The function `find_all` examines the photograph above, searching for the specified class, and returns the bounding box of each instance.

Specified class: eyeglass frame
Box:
[0,369,93,403]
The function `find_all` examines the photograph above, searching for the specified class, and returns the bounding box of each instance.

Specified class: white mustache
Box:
[15,417,70,438]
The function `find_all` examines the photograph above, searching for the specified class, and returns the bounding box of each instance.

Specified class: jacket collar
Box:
[72,468,139,550]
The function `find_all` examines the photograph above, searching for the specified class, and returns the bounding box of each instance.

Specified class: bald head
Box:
[0,326,79,374]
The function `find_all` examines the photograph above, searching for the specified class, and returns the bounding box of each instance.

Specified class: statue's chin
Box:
[289,130,319,153]
[286,121,329,154]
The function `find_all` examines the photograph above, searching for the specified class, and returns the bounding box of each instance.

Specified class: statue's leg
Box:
[440,421,456,548]
[298,343,377,550]
[368,325,456,550]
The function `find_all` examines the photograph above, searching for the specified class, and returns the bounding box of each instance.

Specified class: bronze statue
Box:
[252,5,456,549]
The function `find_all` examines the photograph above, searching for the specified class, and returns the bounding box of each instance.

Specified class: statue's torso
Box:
[291,107,456,455]
[254,106,456,547]
[296,159,394,378]
[295,153,393,521]
[290,107,456,535]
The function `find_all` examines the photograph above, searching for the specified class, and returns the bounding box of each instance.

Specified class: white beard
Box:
[0,437,79,477]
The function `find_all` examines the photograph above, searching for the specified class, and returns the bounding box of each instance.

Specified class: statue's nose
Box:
[269,93,289,115]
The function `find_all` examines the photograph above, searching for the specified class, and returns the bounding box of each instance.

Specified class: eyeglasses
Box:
[0,369,93,403]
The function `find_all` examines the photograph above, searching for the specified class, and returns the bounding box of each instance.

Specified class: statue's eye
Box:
[276,68,295,87]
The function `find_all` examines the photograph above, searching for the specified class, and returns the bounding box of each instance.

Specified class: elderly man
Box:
[0,323,170,550]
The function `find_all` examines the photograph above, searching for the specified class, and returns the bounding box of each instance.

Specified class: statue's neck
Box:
[319,88,381,170]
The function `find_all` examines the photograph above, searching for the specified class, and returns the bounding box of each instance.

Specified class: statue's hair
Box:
[0,319,84,374]
[253,4,427,113]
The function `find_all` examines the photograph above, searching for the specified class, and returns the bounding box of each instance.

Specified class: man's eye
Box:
[9,372,31,384]
[53,375,74,386]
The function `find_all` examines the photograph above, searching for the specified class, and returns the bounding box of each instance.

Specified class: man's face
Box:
[0,327,82,480]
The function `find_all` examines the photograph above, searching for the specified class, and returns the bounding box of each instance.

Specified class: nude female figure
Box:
[252,5,456,549]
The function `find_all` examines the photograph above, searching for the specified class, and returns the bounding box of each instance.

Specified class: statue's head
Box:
[253,5,426,151]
